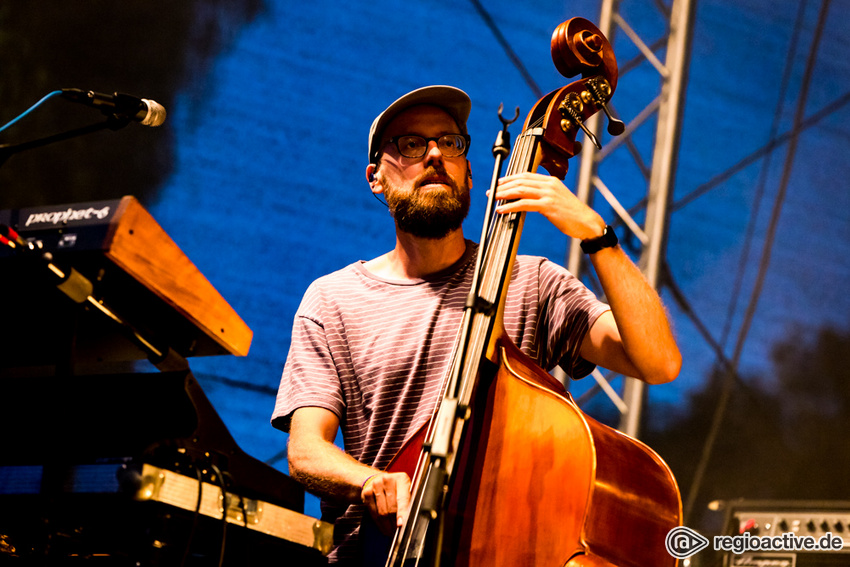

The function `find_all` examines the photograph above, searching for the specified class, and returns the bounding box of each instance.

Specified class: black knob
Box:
[602,105,626,136]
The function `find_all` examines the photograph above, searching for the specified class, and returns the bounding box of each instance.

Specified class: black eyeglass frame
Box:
[383,134,471,159]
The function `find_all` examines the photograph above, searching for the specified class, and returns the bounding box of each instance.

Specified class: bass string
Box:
[454,126,541,407]
[476,124,539,311]
[428,123,542,422]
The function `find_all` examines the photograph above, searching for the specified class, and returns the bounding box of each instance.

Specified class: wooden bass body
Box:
[388,332,681,566]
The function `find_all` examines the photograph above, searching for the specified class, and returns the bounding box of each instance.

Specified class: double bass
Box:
[380,17,682,567]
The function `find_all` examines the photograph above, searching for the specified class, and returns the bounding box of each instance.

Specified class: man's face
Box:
[374,105,471,239]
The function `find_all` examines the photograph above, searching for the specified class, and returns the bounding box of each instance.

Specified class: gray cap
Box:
[368,85,471,163]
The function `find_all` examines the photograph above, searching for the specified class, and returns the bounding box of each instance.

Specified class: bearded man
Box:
[271,85,681,565]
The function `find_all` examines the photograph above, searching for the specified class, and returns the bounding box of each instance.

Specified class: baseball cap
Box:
[368,85,471,163]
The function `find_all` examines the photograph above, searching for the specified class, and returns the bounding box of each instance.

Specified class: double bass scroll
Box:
[525,17,621,180]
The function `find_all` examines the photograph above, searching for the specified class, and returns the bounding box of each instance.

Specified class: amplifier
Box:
[721,500,850,567]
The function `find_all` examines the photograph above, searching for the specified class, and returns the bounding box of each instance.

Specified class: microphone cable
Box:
[0,90,62,134]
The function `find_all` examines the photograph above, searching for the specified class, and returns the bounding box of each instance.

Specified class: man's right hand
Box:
[361,471,412,536]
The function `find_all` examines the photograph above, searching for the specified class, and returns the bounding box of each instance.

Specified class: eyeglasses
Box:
[385,134,470,159]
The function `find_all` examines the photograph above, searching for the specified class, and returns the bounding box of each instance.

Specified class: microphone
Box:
[60,88,166,127]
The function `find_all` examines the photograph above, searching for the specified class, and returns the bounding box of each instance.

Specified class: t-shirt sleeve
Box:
[537,259,610,379]
[271,287,345,433]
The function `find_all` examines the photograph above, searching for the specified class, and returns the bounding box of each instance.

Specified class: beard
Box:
[382,165,471,239]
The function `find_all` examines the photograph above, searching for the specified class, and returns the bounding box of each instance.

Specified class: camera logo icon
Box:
[666,526,710,559]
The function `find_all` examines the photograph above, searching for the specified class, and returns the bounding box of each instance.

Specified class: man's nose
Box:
[424,140,445,165]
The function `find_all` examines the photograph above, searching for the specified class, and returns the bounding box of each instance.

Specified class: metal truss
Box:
[558,0,696,439]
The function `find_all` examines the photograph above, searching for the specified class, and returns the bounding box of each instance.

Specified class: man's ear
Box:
[366,163,382,194]
[467,160,473,187]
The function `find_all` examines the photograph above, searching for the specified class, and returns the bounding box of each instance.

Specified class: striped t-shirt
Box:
[271,240,608,564]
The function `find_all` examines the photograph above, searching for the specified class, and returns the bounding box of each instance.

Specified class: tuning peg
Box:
[581,77,625,137]
[559,92,602,149]
[565,117,601,149]
[601,104,625,136]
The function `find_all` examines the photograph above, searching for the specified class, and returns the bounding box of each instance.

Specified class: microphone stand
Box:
[0,114,133,168]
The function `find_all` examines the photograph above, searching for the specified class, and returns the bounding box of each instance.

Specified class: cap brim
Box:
[368,85,471,163]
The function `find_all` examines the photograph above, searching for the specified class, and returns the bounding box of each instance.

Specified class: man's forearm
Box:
[288,430,376,504]
[589,245,681,384]
[288,429,412,534]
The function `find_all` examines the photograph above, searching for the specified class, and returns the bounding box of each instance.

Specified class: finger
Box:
[372,474,400,536]
[495,197,548,215]
[490,187,549,207]
[497,181,566,202]
[384,478,398,515]
[371,476,389,516]
[499,171,545,184]
[500,172,573,195]
[496,178,537,195]
[395,475,412,527]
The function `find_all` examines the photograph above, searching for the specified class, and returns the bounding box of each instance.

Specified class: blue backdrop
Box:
[3,0,849,521]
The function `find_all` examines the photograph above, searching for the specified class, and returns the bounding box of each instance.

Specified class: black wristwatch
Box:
[580,225,618,254]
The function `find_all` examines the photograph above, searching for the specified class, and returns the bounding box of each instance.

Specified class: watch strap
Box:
[580,225,618,254]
